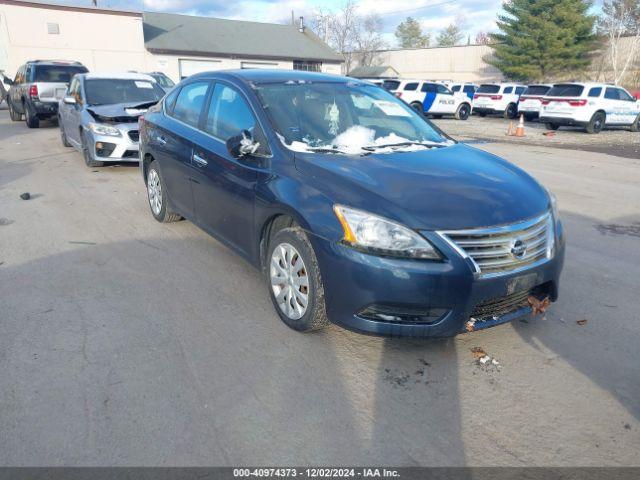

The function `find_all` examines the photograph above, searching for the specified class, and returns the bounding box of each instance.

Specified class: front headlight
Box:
[545,187,558,258]
[333,205,441,259]
[547,188,559,220]
[88,123,121,137]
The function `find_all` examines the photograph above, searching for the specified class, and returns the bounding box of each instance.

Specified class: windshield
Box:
[151,74,175,88]
[547,84,584,97]
[477,84,500,94]
[85,79,165,106]
[34,65,87,83]
[254,82,450,155]
[524,85,551,96]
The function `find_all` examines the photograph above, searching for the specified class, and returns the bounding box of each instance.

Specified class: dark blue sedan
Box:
[139,70,565,337]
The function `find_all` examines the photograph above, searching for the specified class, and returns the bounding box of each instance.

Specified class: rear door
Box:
[155,80,211,218]
[190,82,269,257]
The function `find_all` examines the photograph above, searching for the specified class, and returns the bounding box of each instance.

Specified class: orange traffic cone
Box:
[515,114,525,137]
[506,122,514,136]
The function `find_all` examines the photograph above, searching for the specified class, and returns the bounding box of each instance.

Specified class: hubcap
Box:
[270,243,309,320]
[147,169,162,215]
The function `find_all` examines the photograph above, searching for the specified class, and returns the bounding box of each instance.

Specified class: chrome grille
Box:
[438,213,553,277]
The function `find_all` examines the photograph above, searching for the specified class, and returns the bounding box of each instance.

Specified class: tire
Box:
[410,102,423,114]
[504,103,517,119]
[545,123,559,131]
[523,113,537,122]
[586,111,605,134]
[455,103,471,120]
[8,99,21,121]
[24,101,40,128]
[267,227,329,332]
[81,130,104,167]
[59,121,72,147]
[630,114,640,132]
[146,161,181,223]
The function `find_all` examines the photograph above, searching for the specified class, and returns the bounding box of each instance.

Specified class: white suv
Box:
[539,83,640,134]
[517,84,555,121]
[395,80,472,120]
[472,83,526,119]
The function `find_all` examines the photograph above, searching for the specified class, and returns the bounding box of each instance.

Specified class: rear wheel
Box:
[545,123,559,131]
[267,227,329,332]
[410,102,423,114]
[586,112,605,134]
[24,101,39,128]
[504,103,517,119]
[630,114,640,132]
[146,161,181,223]
[455,103,471,120]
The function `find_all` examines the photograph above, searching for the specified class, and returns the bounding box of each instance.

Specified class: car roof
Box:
[189,69,350,85]
[82,72,156,82]
[27,60,84,66]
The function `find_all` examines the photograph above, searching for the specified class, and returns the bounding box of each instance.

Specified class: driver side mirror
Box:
[63,95,76,105]
[226,129,261,158]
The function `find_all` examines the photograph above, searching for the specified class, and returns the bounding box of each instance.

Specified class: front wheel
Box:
[455,103,471,120]
[630,114,640,132]
[81,130,104,167]
[586,112,605,134]
[146,161,181,223]
[410,102,423,114]
[267,227,329,332]
[8,99,21,121]
[545,122,559,131]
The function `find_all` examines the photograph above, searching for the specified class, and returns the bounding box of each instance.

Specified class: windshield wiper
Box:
[361,141,446,151]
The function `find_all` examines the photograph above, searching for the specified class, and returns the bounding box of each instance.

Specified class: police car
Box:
[517,84,555,121]
[395,80,472,120]
[539,82,640,134]
[450,83,478,101]
[472,83,526,118]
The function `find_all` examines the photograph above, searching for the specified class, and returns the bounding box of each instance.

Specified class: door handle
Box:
[156,136,167,145]
[193,153,208,166]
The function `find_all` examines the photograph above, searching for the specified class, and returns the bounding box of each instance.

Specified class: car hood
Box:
[294,143,550,231]
[86,101,157,123]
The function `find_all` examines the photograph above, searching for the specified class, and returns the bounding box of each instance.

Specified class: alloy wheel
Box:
[147,169,162,216]
[270,242,309,320]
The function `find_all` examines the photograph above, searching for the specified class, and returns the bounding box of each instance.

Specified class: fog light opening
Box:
[357,304,448,325]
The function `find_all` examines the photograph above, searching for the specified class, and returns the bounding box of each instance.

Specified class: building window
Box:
[293,60,322,72]
[47,23,60,34]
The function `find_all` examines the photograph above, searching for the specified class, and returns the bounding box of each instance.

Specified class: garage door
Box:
[179,59,221,79]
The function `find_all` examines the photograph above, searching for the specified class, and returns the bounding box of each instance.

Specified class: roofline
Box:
[0,0,141,17]
[145,48,343,64]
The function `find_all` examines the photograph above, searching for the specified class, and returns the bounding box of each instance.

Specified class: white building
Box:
[0,0,343,80]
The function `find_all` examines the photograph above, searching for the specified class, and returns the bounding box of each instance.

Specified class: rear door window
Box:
[34,65,87,83]
[547,84,584,97]
[451,85,461,92]
[463,85,476,94]
[403,82,419,91]
[503,87,513,94]
[421,83,436,93]
[172,81,210,127]
[477,84,500,94]
[515,86,526,95]
[382,80,400,91]
[588,87,602,98]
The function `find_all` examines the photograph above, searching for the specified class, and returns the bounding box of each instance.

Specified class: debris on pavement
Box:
[471,347,501,370]
[543,131,556,137]
[576,319,588,326]
[0,218,13,226]
[528,295,550,316]
[20,192,31,200]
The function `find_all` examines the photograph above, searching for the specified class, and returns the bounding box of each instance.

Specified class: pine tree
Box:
[436,23,464,46]
[489,0,597,81]
[395,17,430,48]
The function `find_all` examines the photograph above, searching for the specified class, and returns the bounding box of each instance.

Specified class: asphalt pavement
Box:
[0,110,639,466]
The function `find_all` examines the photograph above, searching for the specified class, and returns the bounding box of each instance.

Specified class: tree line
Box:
[311,0,640,85]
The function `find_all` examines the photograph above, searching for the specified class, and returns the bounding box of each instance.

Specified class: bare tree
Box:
[598,0,640,84]
[475,31,491,45]
[354,14,387,68]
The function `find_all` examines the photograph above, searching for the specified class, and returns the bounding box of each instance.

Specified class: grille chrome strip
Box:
[437,213,553,277]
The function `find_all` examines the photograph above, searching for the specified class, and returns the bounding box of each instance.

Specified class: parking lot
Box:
[434,115,640,159]
[1,106,639,466]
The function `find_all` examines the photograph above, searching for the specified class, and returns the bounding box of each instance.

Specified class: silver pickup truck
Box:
[4,60,88,128]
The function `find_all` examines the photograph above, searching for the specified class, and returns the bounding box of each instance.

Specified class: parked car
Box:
[450,83,478,101]
[147,72,176,93]
[472,83,526,119]
[0,72,7,106]
[138,70,565,337]
[395,80,472,120]
[517,84,555,121]
[58,72,165,167]
[539,82,640,134]
[4,60,88,128]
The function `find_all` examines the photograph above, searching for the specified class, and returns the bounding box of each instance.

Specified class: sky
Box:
[51,0,604,48]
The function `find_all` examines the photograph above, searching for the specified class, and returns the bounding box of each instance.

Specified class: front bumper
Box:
[310,222,565,337]
[85,124,140,162]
